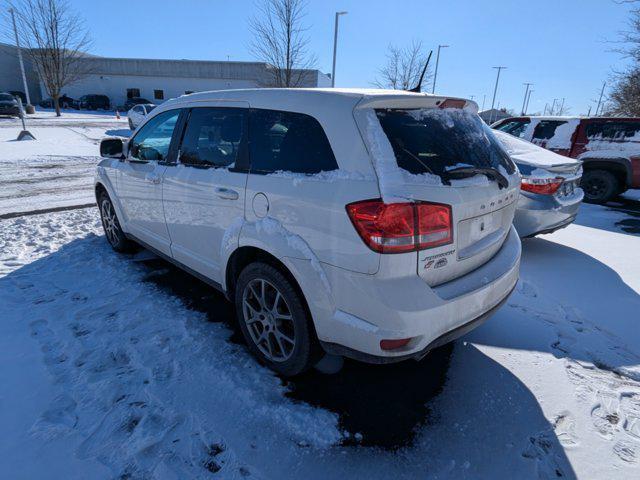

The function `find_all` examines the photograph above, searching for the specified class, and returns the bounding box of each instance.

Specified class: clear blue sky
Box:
[65,0,633,114]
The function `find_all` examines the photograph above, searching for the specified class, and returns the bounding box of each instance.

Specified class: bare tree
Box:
[375,41,432,91]
[249,0,316,87]
[606,2,640,115]
[7,0,91,116]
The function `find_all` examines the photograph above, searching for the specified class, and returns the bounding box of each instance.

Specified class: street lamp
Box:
[331,11,348,88]
[490,66,507,123]
[524,89,534,115]
[521,83,533,115]
[9,8,31,107]
[431,44,449,94]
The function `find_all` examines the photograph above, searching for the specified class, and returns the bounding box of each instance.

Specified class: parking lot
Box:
[1,113,640,479]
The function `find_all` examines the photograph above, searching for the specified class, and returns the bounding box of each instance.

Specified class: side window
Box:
[532,120,566,140]
[179,107,247,168]
[132,105,142,114]
[587,122,640,140]
[495,120,530,137]
[129,110,180,161]
[249,109,338,174]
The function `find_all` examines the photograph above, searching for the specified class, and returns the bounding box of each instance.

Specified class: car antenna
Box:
[409,50,433,93]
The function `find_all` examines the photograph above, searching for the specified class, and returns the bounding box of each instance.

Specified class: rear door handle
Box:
[214,187,239,200]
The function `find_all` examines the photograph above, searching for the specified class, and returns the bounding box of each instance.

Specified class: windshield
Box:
[0,93,15,102]
[375,108,516,178]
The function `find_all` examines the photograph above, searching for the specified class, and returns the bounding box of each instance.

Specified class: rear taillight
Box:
[521,176,564,195]
[346,199,453,254]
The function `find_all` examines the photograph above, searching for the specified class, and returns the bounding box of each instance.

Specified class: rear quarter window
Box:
[586,121,640,141]
[248,109,338,174]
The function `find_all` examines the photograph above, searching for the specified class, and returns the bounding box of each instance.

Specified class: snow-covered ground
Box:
[1,114,640,479]
[0,111,129,217]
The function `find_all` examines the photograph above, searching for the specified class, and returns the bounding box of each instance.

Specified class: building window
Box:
[154,89,164,100]
[127,88,140,99]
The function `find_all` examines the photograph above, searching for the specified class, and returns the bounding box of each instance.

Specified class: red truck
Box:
[492,116,640,203]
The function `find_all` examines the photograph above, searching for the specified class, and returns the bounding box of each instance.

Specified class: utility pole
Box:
[9,8,31,106]
[559,97,565,115]
[331,11,348,88]
[550,98,558,115]
[490,66,506,123]
[595,81,606,116]
[431,44,449,94]
[524,89,533,115]
[481,94,486,111]
[521,83,533,115]
[544,103,548,115]
[587,105,592,116]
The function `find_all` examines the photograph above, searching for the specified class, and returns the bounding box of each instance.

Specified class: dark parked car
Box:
[0,92,21,117]
[493,116,640,203]
[124,97,152,111]
[39,95,79,110]
[79,94,110,110]
[9,91,26,104]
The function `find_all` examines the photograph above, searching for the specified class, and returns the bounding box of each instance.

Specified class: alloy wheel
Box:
[241,278,296,362]
[100,198,119,246]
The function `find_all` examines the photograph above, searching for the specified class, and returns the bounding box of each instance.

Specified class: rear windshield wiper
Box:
[399,147,435,175]
[443,166,510,189]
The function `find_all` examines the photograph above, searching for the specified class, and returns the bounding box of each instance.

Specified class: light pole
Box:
[431,44,449,94]
[481,94,486,111]
[521,83,533,115]
[595,81,606,116]
[524,89,533,115]
[331,11,348,88]
[9,8,31,106]
[490,66,506,123]
[550,98,558,115]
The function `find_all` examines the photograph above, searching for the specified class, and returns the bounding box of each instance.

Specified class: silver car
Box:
[493,130,583,238]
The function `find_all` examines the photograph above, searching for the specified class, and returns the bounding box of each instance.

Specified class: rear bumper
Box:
[316,225,521,362]
[514,188,583,238]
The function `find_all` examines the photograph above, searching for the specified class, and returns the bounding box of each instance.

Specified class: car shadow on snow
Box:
[574,195,640,236]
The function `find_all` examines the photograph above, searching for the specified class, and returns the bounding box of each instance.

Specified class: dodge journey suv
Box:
[96,88,522,376]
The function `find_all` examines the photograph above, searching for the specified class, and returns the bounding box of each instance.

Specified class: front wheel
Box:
[234,262,318,376]
[581,169,619,204]
[98,192,136,252]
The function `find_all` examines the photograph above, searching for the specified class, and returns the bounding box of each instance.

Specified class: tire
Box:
[581,169,619,204]
[98,191,136,253]
[128,118,135,130]
[234,262,318,376]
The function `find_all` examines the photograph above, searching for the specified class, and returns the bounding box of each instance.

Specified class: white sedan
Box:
[127,103,156,130]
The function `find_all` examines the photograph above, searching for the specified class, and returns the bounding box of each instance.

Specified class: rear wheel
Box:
[98,192,135,252]
[234,262,318,376]
[581,169,619,204]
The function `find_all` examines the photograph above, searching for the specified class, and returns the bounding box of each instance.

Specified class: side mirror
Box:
[100,137,125,159]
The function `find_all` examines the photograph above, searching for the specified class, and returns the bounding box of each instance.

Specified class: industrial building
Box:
[0,42,331,108]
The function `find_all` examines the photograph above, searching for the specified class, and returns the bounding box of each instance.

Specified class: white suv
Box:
[96,88,522,376]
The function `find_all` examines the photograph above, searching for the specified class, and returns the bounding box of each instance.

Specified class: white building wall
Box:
[62,74,260,108]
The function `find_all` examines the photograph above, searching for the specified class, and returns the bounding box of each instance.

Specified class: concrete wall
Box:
[0,43,42,103]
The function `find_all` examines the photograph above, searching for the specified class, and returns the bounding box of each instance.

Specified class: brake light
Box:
[521,176,564,195]
[438,98,466,109]
[346,200,453,254]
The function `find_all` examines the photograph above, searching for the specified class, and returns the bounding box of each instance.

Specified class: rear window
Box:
[375,108,516,178]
